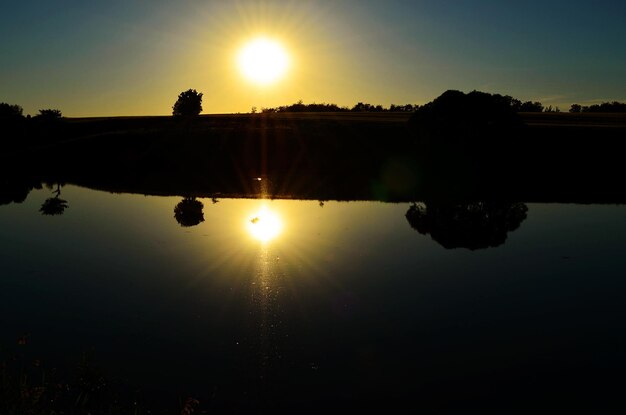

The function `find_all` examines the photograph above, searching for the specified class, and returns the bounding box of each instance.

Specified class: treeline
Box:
[254,96,625,115]
[256,96,551,114]
[1,103,66,151]
[569,101,626,113]
[0,103,63,121]
[256,100,419,113]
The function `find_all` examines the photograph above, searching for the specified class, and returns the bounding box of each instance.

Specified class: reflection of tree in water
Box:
[174,197,204,227]
[406,201,528,250]
[40,183,69,216]
[0,179,42,205]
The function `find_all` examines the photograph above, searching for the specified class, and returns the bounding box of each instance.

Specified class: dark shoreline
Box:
[3,112,626,204]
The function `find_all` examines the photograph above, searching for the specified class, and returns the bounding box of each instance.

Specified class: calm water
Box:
[2,185,626,412]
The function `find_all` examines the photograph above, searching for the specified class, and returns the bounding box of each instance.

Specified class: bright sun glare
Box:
[247,207,283,242]
[237,37,289,85]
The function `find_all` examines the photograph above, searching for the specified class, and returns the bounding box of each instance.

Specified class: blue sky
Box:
[1,0,625,116]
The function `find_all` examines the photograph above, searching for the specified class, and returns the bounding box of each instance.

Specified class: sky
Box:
[1,0,625,117]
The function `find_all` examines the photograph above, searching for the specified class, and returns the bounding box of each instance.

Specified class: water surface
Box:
[2,185,626,412]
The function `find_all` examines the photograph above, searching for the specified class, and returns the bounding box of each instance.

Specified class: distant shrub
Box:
[172,89,203,116]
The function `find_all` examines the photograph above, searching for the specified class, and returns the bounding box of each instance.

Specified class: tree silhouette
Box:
[569,104,582,113]
[409,90,525,140]
[256,100,418,113]
[40,183,68,215]
[0,102,23,119]
[572,101,626,113]
[351,102,374,112]
[405,201,527,250]
[174,197,204,227]
[172,89,203,116]
[519,101,544,112]
[36,109,63,119]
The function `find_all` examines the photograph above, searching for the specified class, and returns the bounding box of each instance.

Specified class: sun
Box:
[247,207,283,242]
[237,37,289,85]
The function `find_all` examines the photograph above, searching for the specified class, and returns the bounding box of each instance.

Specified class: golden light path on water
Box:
[245,203,285,375]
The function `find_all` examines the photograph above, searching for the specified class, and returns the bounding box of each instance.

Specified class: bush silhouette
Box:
[172,89,203,116]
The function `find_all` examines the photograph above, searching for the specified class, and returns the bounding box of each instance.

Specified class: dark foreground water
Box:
[2,185,626,413]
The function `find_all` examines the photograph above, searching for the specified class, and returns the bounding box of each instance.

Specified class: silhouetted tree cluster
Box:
[518,101,544,112]
[261,100,348,113]
[259,100,419,113]
[351,102,384,112]
[407,90,527,184]
[460,95,544,112]
[0,179,42,205]
[1,104,67,121]
[409,90,525,147]
[505,96,546,112]
[0,102,24,120]
[389,104,418,112]
[569,101,626,113]
[569,104,582,113]
[256,97,552,114]
[405,201,528,250]
[172,89,203,116]
[352,102,417,112]
[35,108,63,119]
[0,102,27,144]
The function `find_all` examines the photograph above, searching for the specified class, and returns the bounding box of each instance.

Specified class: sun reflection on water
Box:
[247,206,283,242]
